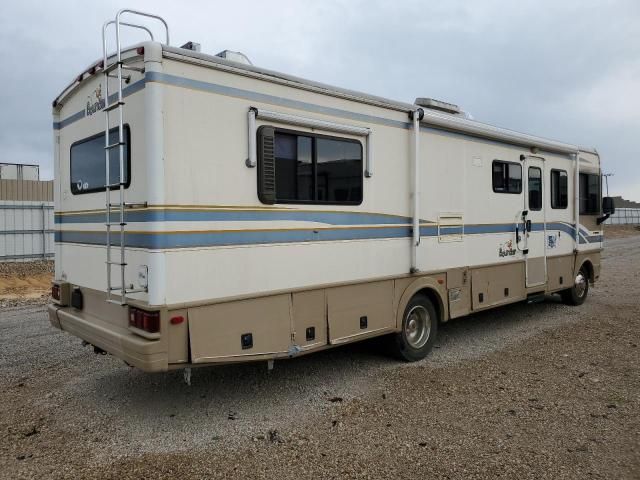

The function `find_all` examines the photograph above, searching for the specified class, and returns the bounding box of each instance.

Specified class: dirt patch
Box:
[0,260,53,307]
[603,224,640,239]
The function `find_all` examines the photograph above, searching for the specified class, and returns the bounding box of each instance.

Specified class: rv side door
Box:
[523,157,547,288]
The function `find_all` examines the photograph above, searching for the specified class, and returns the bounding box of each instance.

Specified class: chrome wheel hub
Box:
[405,305,431,349]
[574,272,587,298]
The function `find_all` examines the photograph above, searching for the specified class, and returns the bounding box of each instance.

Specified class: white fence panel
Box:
[0,200,54,262]
[604,208,640,225]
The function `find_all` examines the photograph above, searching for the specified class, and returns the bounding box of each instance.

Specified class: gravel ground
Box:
[603,224,640,239]
[1,237,638,479]
[0,261,53,308]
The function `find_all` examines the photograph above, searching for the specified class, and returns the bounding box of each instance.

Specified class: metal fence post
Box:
[42,202,46,259]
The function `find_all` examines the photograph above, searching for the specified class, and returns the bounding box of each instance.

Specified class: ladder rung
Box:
[103,101,125,112]
[106,261,127,266]
[106,74,132,83]
[106,299,126,306]
[122,65,144,73]
[104,182,127,188]
[105,222,127,226]
[125,288,147,294]
[104,62,143,75]
[108,287,147,294]
[105,142,125,150]
[108,202,147,209]
[103,61,122,74]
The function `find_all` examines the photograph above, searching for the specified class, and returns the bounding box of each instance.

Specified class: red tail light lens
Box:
[129,307,160,334]
[51,284,60,301]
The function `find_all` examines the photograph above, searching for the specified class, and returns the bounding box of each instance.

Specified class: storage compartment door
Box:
[291,290,328,351]
[188,295,291,363]
[327,281,394,345]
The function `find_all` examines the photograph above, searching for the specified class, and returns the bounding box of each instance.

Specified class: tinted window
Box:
[492,160,522,194]
[528,166,542,211]
[265,128,362,204]
[551,169,568,209]
[579,173,600,214]
[316,138,362,202]
[275,133,313,201]
[70,126,130,195]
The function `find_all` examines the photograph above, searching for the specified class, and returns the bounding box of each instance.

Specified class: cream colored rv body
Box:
[49,30,605,372]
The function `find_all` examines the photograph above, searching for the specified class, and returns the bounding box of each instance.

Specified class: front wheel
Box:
[561,266,589,305]
[392,294,438,362]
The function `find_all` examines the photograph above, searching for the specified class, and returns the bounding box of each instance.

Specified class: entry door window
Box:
[528,167,542,211]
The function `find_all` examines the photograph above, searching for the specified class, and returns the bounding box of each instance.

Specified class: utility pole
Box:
[602,172,614,196]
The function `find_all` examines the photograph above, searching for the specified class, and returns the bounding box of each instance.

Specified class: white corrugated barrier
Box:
[0,201,54,262]
[605,208,640,225]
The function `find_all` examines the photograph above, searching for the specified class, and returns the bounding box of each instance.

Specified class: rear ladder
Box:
[101,9,169,305]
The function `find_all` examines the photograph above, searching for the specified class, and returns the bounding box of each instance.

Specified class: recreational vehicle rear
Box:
[49,9,613,374]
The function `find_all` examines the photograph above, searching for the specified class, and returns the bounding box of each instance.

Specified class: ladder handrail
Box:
[102,21,154,70]
[115,9,170,63]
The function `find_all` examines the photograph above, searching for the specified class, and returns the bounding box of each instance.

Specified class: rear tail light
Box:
[51,281,70,306]
[129,307,160,334]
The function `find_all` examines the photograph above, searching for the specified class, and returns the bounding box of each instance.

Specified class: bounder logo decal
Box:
[86,84,105,116]
[498,239,517,257]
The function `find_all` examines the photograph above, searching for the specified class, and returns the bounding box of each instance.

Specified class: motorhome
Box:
[49,9,614,376]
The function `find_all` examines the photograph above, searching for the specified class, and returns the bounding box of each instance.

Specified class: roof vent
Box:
[415,98,461,115]
[215,50,253,65]
[180,41,201,52]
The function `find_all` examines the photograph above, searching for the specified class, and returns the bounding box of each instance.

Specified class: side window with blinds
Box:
[492,160,522,194]
[550,169,568,209]
[258,127,363,205]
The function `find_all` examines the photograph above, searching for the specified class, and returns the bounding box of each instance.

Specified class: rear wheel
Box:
[392,294,438,362]
[561,266,589,305]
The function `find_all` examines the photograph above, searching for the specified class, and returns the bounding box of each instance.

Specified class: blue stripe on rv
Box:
[54,209,413,225]
[53,210,590,240]
[55,226,413,249]
[54,221,600,249]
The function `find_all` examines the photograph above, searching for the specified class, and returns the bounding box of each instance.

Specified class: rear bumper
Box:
[48,304,168,372]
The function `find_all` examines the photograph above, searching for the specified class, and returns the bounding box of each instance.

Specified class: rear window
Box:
[70,126,130,195]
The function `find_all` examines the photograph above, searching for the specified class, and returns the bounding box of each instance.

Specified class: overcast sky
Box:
[0,0,638,200]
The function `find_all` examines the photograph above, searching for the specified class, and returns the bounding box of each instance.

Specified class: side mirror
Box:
[602,197,615,215]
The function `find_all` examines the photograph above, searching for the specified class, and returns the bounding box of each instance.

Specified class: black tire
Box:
[561,266,589,306]
[392,293,438,362]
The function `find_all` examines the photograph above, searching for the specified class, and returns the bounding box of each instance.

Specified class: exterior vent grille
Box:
[258,127,276,204]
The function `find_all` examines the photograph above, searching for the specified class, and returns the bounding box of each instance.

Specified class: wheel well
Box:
[580,260,595,283]
[415,288,444,323]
